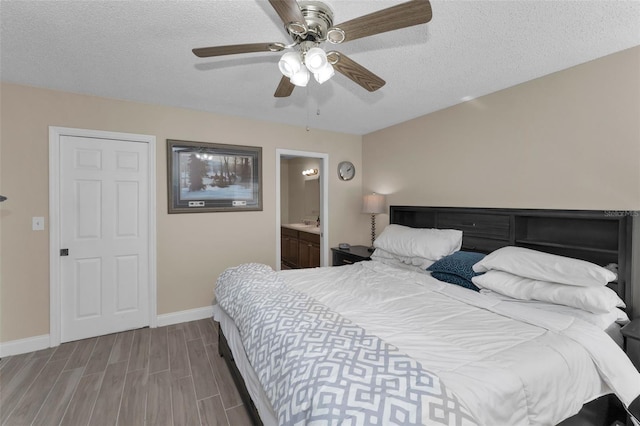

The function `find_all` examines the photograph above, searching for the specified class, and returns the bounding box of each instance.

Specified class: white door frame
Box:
[276,149,329,269]
[49,126,157,347]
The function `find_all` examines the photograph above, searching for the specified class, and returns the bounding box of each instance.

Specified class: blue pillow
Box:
[427,251,486,291]
[430,272,480,291]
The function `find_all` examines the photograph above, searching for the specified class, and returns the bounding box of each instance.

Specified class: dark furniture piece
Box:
[622,318,640,371]
[390,206,637,318]
[622,322,640,426]
[281,227,320,269]
[331,245,372,266]
[281,227,299,268]
[219,206,639,426]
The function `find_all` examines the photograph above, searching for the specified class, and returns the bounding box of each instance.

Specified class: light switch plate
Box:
[32,216,45,231]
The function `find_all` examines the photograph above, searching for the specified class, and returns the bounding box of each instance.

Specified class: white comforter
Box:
[280,261,640,426]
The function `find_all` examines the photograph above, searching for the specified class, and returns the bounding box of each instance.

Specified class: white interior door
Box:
[59,135,150,342]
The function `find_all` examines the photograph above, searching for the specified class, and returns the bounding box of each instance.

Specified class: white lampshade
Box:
[313,62,334,84]
[305,47,328,73]
[278,52,302,78]
[290,66,310,87]
[362,193,386,214]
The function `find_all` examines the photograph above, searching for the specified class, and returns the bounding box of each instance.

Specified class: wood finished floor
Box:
[0,319,253,426]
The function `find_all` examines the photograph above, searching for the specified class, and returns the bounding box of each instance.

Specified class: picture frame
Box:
[167,139,262,213]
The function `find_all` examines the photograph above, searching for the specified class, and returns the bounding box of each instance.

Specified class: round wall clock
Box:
[337,161,355,181]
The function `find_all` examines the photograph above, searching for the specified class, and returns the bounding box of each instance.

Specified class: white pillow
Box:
[374,224,462,261]
[480,289,629,330]
[472,246,616,287]
[472,270,625,314]
[370,248,434,270]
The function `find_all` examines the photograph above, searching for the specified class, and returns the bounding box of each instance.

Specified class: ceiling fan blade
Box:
[269,0,306,31]
[274,76,295,98]
[327,52,385,92]
[193,42,284,58]
[332,0,432,43]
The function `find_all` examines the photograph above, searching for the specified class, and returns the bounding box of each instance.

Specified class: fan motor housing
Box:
[288,1,334,43]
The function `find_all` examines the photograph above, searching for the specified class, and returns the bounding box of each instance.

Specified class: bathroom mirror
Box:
[304,178,320,218]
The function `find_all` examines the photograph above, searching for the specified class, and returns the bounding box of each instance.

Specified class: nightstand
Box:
[622,318,640,371]
[331,245,372,266]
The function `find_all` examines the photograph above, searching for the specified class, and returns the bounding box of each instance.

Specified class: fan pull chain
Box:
[306,85,310,131]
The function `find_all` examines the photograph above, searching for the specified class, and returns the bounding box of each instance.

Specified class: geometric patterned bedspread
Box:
[216,263,479,425]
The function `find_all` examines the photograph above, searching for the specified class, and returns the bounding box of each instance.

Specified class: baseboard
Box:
[0,334,50,358]
[0,307,214,357]
[156,306,214,327]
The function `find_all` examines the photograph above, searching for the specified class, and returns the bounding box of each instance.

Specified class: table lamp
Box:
[362,193,385,251]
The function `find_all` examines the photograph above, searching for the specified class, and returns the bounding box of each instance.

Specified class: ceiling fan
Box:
[192,0,432,97]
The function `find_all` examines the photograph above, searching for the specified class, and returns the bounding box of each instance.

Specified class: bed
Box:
[213,206,640,425]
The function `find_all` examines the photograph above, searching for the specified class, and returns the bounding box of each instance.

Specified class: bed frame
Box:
[218,206,639,426]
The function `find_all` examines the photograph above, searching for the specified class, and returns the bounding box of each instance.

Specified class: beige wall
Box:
[363,46,640,317]
[363,46,640,229]
[0,83,365,343]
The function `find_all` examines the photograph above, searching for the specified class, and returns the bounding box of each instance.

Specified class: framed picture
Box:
[167,139,262,213]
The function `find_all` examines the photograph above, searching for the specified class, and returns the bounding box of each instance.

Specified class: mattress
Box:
[214,261,640,425]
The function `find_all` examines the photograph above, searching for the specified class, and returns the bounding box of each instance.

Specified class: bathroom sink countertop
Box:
[282,223,321,234]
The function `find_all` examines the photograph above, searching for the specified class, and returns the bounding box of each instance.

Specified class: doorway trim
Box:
[48,126,157,347]
[276,149,329,269]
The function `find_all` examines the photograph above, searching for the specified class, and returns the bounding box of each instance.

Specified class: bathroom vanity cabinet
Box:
[281,226,320,269]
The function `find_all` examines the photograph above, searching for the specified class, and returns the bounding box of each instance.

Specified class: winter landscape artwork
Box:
[167,139,262,213]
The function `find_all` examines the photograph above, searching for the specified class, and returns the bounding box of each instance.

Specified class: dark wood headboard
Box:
[390,206,638,318]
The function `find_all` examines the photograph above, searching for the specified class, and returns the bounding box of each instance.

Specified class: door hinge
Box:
[60,249,69,256]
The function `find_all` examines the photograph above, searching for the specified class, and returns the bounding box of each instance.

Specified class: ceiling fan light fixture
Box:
[278,52,302,78]
[326,27,345,44]
[313,62,334,84]
[286,21,308,37]
[290,66,310,87]
[304,47,328,73]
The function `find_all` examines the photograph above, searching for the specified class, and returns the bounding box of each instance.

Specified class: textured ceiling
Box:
[1,1,639,135]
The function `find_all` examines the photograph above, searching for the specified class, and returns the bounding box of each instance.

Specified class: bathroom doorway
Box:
[276,149,329,270]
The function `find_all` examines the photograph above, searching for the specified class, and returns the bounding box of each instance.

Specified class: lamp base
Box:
[370,214,377,248]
